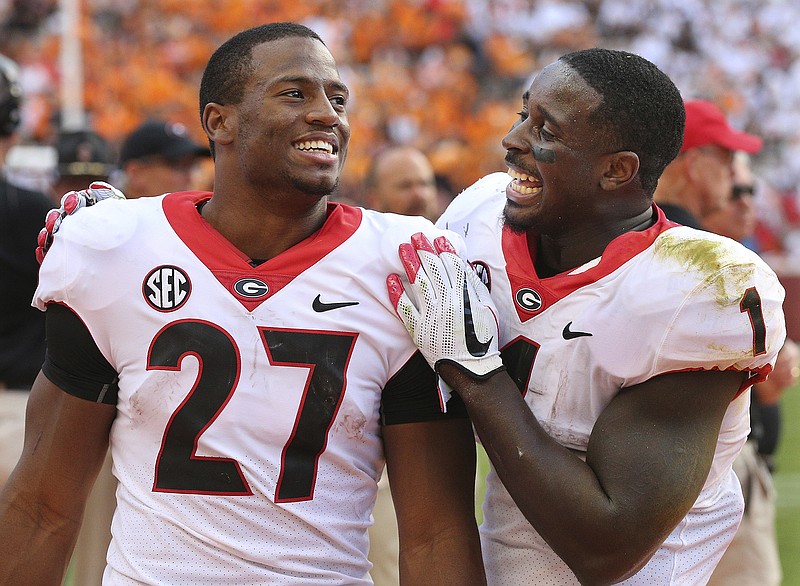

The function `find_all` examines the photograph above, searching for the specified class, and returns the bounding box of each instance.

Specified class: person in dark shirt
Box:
[0,53,53,391]
[0,53,55,489]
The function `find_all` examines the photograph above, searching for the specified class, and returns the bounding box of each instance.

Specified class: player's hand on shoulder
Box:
[387,231,504,379]
[36,181,126,263]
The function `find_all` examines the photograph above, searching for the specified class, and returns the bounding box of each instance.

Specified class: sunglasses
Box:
[732,184,755,200]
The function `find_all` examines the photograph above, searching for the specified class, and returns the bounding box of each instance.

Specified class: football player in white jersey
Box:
[0,23,485,585]
[388,48,786,585]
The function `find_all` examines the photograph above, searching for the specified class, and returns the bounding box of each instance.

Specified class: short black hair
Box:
[559,48,685,195]
[198,22,325,156]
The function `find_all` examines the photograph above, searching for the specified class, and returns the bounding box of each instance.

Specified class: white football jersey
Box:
[35,192,462,585]
[438,173,786,585]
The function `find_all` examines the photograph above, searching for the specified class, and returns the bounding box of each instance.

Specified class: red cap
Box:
[680,100,762,154]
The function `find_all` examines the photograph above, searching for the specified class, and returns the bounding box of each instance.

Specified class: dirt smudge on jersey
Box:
[653,232,757,306]
[334,404,367,441]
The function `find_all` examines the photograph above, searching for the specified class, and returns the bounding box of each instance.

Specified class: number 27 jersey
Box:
[34,191,459,585]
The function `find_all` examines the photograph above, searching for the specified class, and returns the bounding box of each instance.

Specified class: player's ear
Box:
[202,102,235,147]
[600,151,639,191]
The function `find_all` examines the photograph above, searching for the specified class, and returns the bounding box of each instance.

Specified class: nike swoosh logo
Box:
[562,322,593,340]
[312,294,359,313]
[463,279,492,356]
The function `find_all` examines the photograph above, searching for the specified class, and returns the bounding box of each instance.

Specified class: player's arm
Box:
[0,378,115,584]
[0,304,117,585]
[384,421,484,585]
[381,352,485,585]
[442,364,743,584]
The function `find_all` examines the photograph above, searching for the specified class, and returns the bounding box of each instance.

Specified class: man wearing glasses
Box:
[653,99,762,229]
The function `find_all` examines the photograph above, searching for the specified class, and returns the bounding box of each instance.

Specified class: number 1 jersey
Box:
[438,172,787,585]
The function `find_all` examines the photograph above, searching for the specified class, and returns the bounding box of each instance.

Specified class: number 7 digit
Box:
[260,328,357,502]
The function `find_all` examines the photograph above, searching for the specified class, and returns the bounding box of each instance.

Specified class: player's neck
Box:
[199,194,328,262]
[533,207,654,277]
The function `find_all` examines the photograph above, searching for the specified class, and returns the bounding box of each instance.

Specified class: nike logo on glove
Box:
[463,280,492,356]
[312,294,360,313]
[562,322,592,340]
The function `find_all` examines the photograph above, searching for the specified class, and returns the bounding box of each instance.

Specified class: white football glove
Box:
[36,181,126,263]
[387,232,505,382]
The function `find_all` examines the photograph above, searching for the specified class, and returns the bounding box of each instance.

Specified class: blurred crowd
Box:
[2,0,800,257]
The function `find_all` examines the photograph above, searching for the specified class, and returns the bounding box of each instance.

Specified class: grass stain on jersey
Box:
[653,231,757,306]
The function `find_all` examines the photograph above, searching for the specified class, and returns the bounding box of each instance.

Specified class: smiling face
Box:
[232,36,350,200]
[501,61,615,236]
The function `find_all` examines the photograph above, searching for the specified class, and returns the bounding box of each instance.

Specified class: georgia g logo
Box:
[515,287,543,313]
[143,265,191,312]
[232,277,270,300]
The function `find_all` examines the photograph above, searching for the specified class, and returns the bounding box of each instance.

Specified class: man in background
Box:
[704,151,758,245]
[0,53,53,485]
[654,99,762,229]
[706,151,798,586]
[0,53,52,393]
[52,128,115,201]
[363,145,441,221]
[118,118,210,199]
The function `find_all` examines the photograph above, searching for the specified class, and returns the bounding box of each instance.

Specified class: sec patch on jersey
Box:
[143,265,191,312]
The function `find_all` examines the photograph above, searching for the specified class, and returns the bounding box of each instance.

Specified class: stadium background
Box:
[1,1,799,583]
[4,1,800,223]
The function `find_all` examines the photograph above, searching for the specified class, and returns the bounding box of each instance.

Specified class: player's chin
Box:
[295,175,340,198]
[502,201,538,234]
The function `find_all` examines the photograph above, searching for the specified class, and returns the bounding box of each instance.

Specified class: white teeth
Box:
[296,140,334,154]
[509,181,542,195]
[508,167,535,182]
[507,167,542,195]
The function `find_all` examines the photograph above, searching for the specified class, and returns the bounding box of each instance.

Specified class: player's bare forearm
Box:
[399,527,485,585]
[0,376,115,585]
[0,483,80,585]
[439,363,744,585]
[385,418,485,585]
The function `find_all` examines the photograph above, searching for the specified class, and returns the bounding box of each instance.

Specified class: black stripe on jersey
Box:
[42,303,119,404]
[380,351,468,425]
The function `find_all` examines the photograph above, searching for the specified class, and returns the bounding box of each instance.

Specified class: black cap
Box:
[56,129,116,177]
[119,119,210,164]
